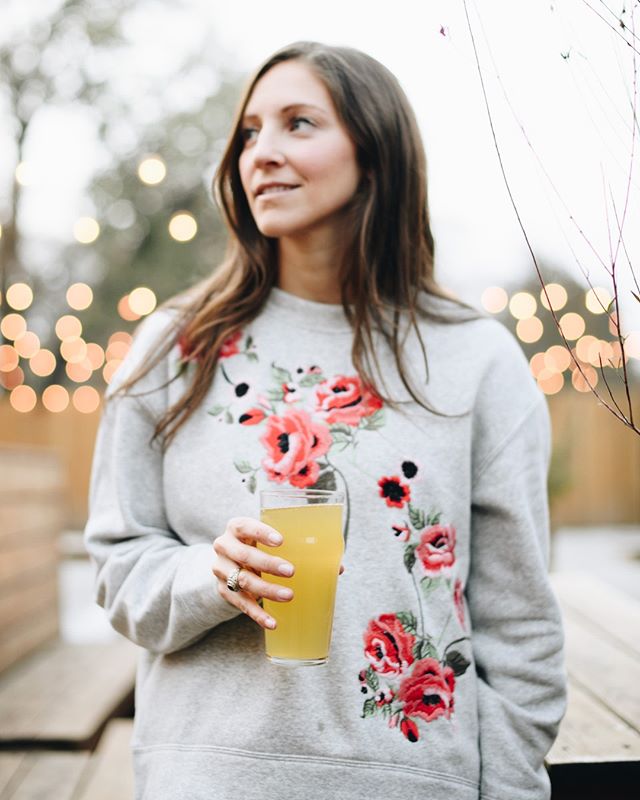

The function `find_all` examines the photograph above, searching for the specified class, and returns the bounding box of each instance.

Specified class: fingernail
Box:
[278,563,294,576]
[277,587,293,600]
[265,617,276,629]
[269,532,282,545]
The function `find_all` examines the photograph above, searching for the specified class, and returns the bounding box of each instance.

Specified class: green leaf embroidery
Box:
[330,423,352,435]
[225,410,234,424]
[331,430,351,445]
[299,373,325,387]
[426,510,442,526]
[271,363,292,384]
[247,474,257,495]
[361,409,385,430]
[313,470,337,491]
[234,460,254,474]
[444,649,471,676]
[361,697,378,718]
[420,576,443,597]
[247,352,259,363]
[395,611,417,634]
[207,404,225,417]
[413,637,438,660]
[380,703,392,719]
[403,543,417,573]
[245,335,253,350]
[267,388,284,402]
[408,503,425,531]
[365,666,379,692]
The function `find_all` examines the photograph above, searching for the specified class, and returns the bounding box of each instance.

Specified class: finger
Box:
[224,537,294,578]
[227,516,284,547]
[220,585,277,630]
[213,556,292,605]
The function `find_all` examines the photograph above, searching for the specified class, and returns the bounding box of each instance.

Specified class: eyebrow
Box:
[241,103,328,122]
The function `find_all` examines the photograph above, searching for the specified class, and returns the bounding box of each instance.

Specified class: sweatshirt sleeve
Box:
[466,336,567,800]
[84,314,241,654]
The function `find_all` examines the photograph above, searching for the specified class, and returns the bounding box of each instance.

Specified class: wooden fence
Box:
[0,391,638,528]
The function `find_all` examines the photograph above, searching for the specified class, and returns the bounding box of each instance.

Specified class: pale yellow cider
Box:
[259,504,343,662]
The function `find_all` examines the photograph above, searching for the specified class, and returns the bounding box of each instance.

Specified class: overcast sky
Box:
[3,0,639,328]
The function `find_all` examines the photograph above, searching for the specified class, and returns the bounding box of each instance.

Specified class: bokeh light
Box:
[576,335,599,364]
[128,287,157,316]
[14,331,40,359]
[55,314,82,340]
[516,317,543,343]
[86,343,105,370]
[168,212,197,242]
[539,283,568,312]
[529,352,546,379]
[109,331,133,347]
[66,282,94,311]
[103,360,123,383]
[0,313,27,340]
[73,385,101,413]
[572,365,598,392]
[15,161,34,186]
[42,384,69,413]
[6,282,33,310]
[0,366,24,390]
[509,292,537,320]
[10,384,37,412]
[60,336,88,364]
[0,345,19,373]
[544,345,572,373]
[585,286,612,315]
[30,349,56,377]
[609,313,619,336]
[73,216,100,244]
[559,312,586,340]
[537,369,564,395]
[624,331,640,359]
[481,286,508,314]
[138,155,167,185]
[118,295,141,321]
[66,359,93,382]
[106,340,131,361]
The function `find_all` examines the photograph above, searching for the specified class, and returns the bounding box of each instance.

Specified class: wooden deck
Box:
[0,571,636,797]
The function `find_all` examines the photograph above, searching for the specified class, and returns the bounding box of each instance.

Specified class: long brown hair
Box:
[121,41,473,444]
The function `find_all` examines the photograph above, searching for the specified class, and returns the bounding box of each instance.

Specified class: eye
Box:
[290,116,314,131]
[241,126,259,144]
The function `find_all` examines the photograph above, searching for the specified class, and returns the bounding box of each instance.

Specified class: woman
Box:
[85,41,566,800]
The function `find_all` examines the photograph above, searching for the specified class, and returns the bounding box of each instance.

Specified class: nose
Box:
[250,126,285,168]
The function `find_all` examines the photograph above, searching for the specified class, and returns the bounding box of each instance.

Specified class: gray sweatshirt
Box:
[85,287,566,800]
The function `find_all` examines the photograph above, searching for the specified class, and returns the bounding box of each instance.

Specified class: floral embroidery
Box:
[260,408,332,488]
[315,375,383,425]
[378,476,411,508]
[358,482,470,744]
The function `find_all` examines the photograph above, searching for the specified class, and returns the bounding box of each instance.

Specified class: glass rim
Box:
[259,488,342,497]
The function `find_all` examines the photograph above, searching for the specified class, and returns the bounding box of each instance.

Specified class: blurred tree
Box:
[0,0,244,393]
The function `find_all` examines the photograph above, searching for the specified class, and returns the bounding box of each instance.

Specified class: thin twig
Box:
[582,0,640,55]
[462,0,634,429]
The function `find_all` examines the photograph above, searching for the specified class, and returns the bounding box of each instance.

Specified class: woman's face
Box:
[238,60,360,241]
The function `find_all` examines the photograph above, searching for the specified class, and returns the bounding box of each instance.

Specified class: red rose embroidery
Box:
[260,408,331,488]
[378,476,411,509]
[400,717,419,742]
[219,331,243,359]
[238,408,266,426]
[453,578,466,628]
[397,658,455,723]
[391,523,410,542]
[416,524,456,575]
[363,614,415,676]
[315,375,382,426]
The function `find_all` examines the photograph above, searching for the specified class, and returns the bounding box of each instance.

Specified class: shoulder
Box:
[107,308,181,398]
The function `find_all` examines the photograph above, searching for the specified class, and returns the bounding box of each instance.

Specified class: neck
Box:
[276,233,343,304]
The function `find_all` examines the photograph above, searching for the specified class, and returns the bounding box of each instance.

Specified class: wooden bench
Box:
[0,719,134,799]
[547,571,640,798]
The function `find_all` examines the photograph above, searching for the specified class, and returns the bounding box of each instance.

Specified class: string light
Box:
[66,282,94,311]
[55,315,82,340]
[42,385,69,413]
[0,345,19,373]
[539,283,568,312]
[516,317,543,343]
[10,385,37,412]
[73,217,100,244]
[585,287,612,315]
[118,295,141,321]
[480,287,508,314]
[73,385,101,413]
[60,336,88,363]
[138,155,167,185]
[14,331,40,359]
[168,212,197,242]
[0,313,26,340]
[559,312,585,340]
[128,287,156,316]
[0,366,23,390]
[30,349,56,377]
[6,283,33,311]
[572,365,598,392]
[509,292,537,320]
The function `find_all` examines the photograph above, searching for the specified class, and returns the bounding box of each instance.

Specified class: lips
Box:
[255,182,300,198]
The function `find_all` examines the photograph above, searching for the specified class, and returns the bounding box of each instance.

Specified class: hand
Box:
[212,516,295,630]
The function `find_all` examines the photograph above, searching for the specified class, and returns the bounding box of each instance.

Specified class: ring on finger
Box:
[226,566,244,593]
